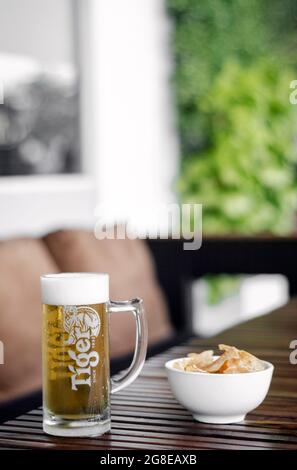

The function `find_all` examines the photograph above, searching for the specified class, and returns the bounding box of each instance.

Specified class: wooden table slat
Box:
[0,299,297,450]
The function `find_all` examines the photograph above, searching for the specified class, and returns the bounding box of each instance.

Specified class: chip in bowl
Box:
[173,344,265,374]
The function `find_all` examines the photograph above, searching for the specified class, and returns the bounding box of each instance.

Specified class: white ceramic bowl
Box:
[165,357,274,424]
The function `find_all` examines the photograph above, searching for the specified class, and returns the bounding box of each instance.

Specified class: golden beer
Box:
[41,273,147,437]
[43,303,109,419]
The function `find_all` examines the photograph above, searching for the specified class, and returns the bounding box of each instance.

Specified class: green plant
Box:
[204,274,242,305]
[168,0,297,235]
[168,0,297,154]
[179,59,297,234]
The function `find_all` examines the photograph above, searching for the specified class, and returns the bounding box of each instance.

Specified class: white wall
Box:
[0,176,95,239]
[79,0,179,231]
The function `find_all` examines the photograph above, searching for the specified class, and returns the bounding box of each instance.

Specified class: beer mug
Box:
[41,273,147,437]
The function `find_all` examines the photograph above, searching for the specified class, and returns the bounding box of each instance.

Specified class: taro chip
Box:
[184,363,208,373]
[172,344,265,374]
[173,359,186,371]
[204,345,240,373]
[219,344,265,373]
[220,358,250,374]
[238,350,265,372]
[187,350,214,369]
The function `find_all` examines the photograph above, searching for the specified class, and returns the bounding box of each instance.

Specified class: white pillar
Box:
[79,0,179,232]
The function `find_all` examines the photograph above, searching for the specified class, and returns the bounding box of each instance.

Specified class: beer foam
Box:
[41,273,109,305]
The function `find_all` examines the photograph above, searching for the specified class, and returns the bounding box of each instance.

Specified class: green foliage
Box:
[179,59,297,234]
[168,0,297,234]
[204,274,242,305]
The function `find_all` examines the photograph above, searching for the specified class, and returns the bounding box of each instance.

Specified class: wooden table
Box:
[0,299,296,450]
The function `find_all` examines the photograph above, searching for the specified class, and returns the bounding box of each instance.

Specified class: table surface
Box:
[0,299,297,450]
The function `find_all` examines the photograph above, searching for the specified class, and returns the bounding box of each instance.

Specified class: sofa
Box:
[0,229,174,409]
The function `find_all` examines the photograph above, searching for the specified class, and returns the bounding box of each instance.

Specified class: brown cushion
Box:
[43,230,174,358]
[0,238,59,403]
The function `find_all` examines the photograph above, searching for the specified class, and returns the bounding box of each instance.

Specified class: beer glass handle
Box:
[109,298,148,394]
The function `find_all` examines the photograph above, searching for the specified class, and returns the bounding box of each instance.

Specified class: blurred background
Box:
[1,0,297,335]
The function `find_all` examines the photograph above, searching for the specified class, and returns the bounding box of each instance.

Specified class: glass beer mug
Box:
[41,273,147,437]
